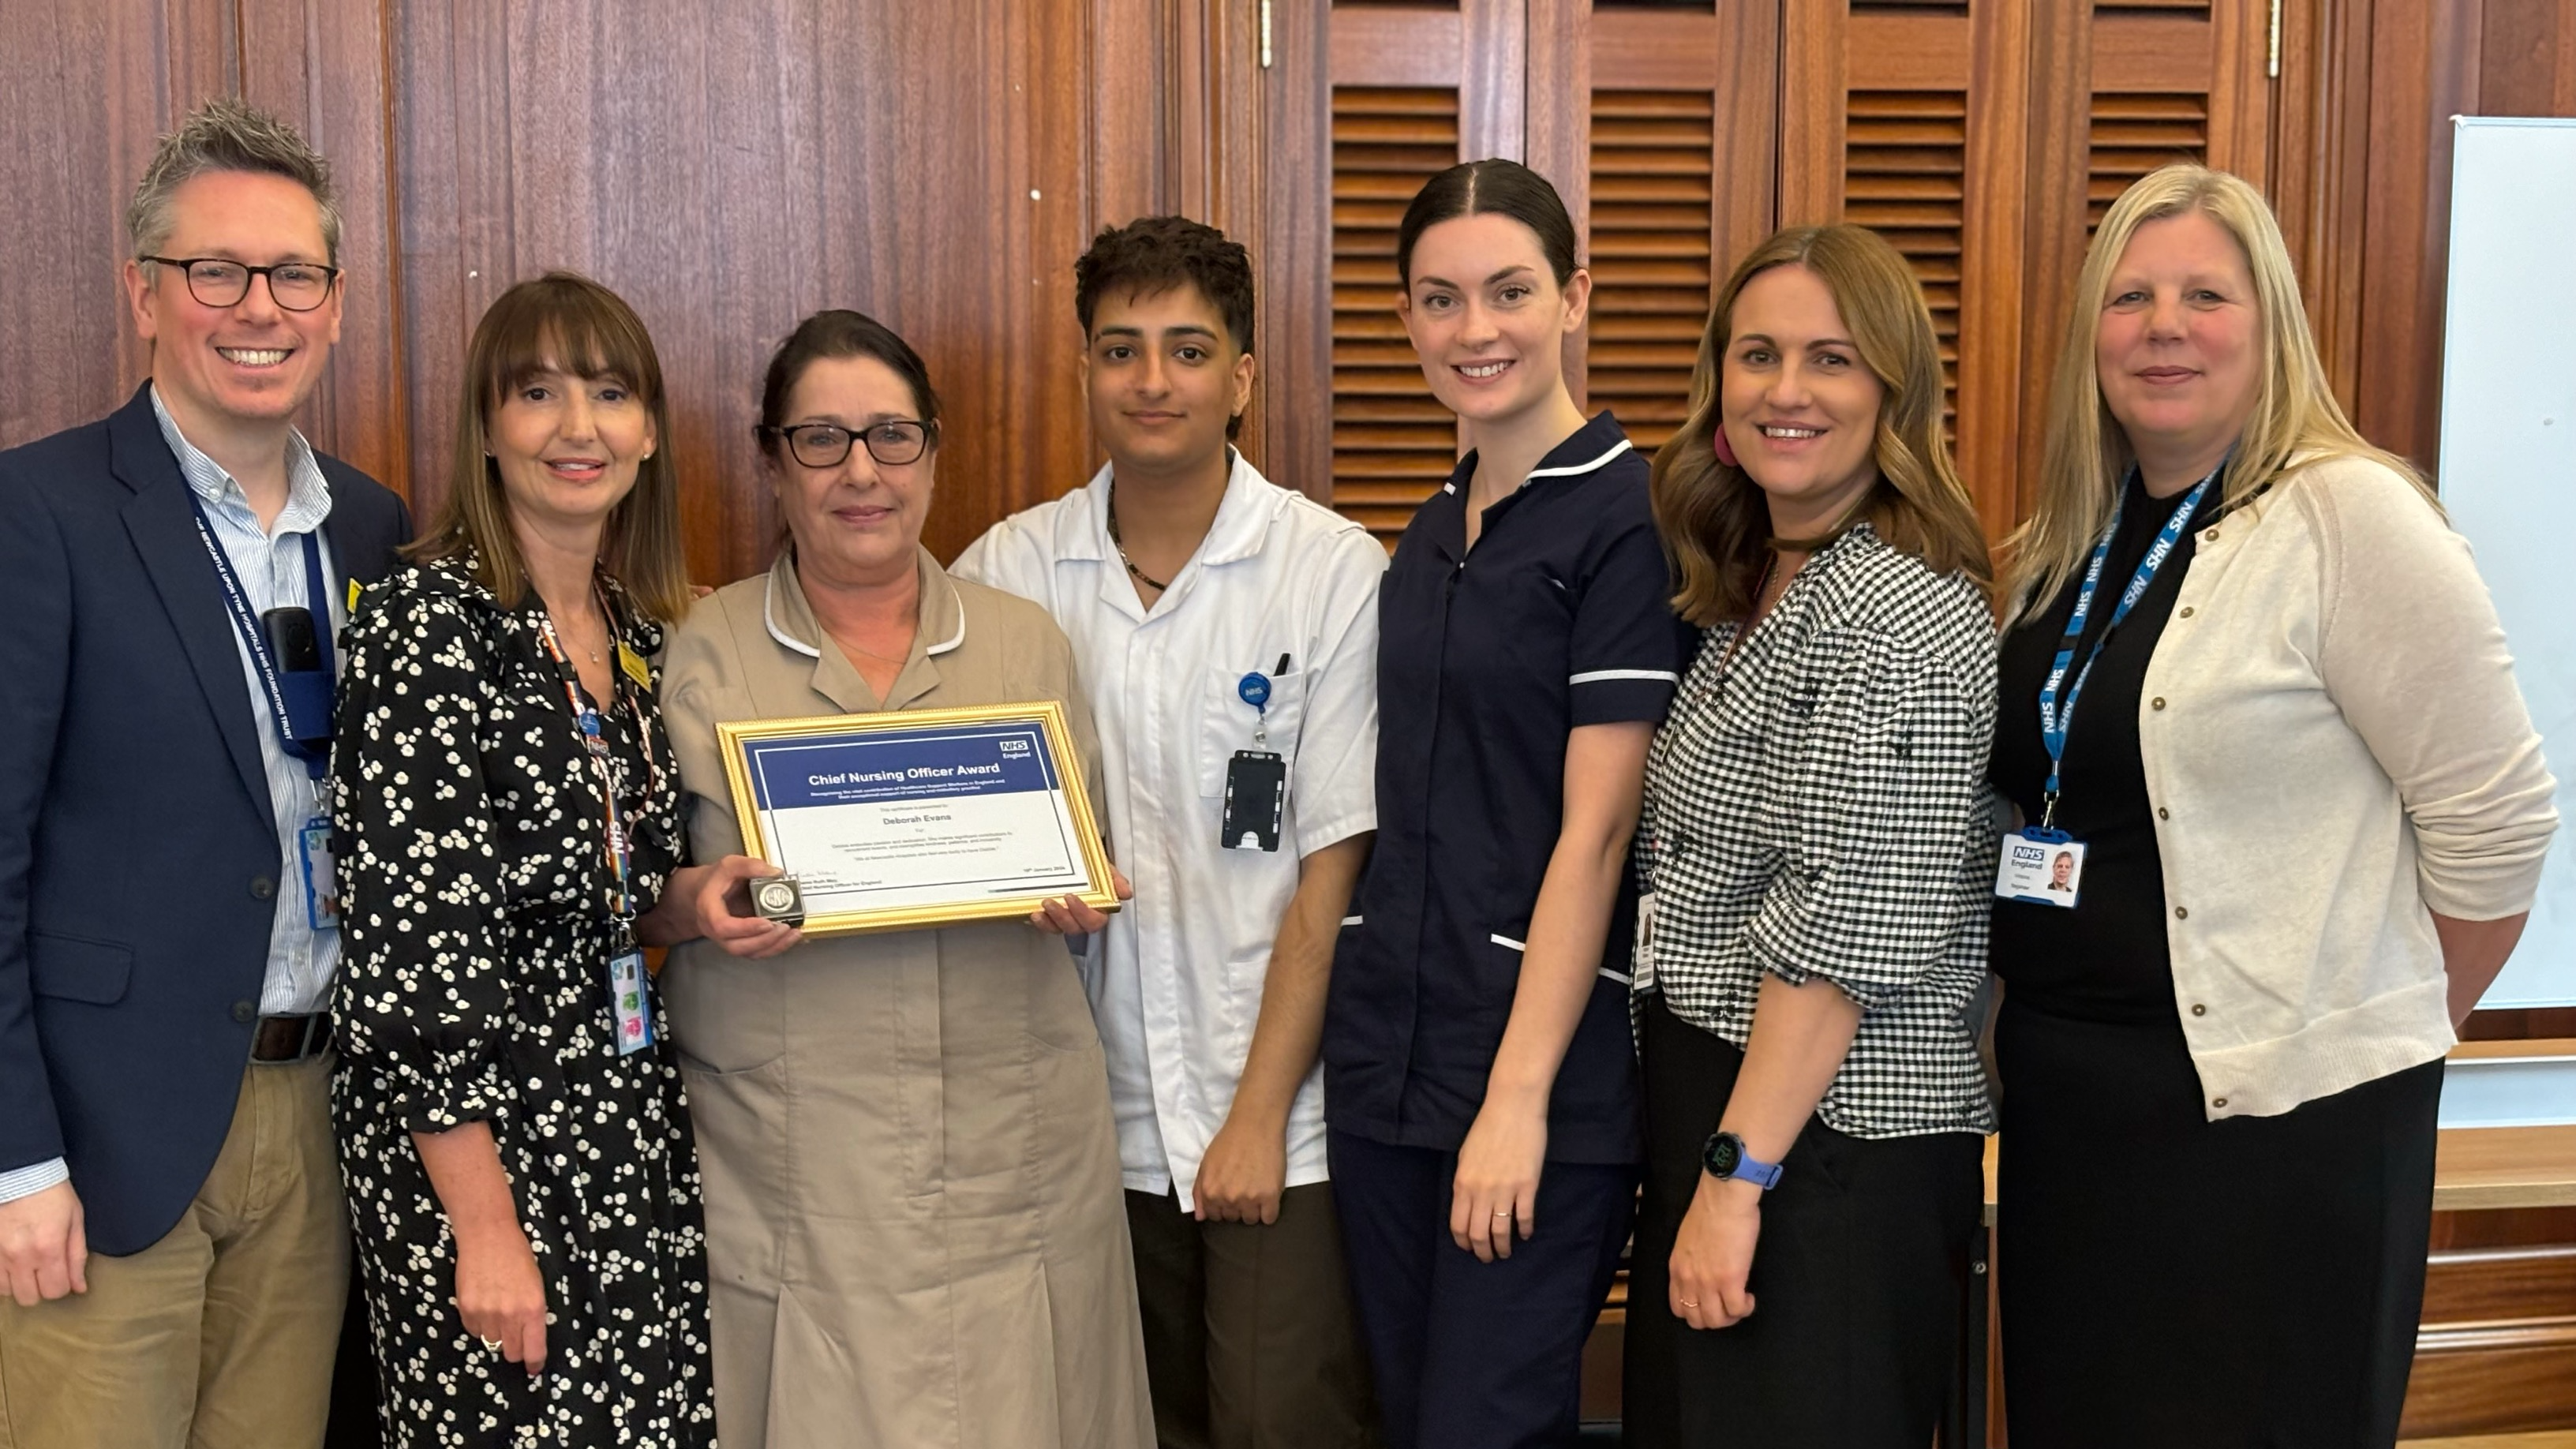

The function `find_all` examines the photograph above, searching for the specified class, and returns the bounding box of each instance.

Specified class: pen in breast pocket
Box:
[1275,653,1291,675]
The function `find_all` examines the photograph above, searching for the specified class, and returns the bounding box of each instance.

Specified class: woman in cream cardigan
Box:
[1987,164,2556,1447]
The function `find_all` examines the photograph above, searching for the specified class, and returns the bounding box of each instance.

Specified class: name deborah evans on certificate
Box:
[741,720,1092,912]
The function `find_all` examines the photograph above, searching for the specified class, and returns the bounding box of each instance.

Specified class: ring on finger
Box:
[1678,1298,1699,1309]
[1492,1208,1514,1219]
[480,1336,502,1350]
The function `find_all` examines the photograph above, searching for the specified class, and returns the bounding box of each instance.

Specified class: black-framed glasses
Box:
[758,419,934,469]
[140,256,341,312]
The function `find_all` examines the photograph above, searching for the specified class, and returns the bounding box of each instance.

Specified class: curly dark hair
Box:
[1073,215,1256,359]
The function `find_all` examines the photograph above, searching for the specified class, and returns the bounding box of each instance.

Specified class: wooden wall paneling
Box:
[0,0,234,451]
[236,0,407,499]
[1462,0,1532,163]
[1525,0,1593,410]
[2477,0,2576,114]
[388,0,511,527]
[1093,0,1168,238]
[2269,0,2377,410]
[1018,0,1100,557]
[1083,0,1272,482]
[1836,2,2024,529]
[1580,4,1725,454]
[1258,0,1335,500]
[2013,0,2093,522]
[2400,1234,2576,1437]
[391,0,1098,585]
[1713,0,1784,277]
[1320,2,1511,545]
[1776,0,1847,223]
[1955,0,2032,535]
[2355,0,2483,474]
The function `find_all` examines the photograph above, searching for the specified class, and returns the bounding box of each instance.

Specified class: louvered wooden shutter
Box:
[1783,0,2029,534]
[1585,90,1716,454]
[1328,88,1459,544]
[2087,92,2209,229]
[1841,88,1968,422]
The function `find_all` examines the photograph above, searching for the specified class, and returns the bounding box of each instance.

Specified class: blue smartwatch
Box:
[1701,1130,1784,1190]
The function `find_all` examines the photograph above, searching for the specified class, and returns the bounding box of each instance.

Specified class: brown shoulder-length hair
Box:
[1649,224,1991,626]
[406,271,692,623]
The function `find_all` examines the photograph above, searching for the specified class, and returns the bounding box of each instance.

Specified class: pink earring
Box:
[1711,421,1739,469]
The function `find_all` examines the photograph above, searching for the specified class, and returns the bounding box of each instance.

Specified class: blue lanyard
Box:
[2035,467,2216,826]
[189,499,335,781]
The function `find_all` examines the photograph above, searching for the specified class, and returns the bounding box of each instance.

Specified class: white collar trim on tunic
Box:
[763,556,968,659]
[1439,435,1634,497]
[1521,436,1633,488]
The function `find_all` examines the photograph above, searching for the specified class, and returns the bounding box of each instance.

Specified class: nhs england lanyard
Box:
[2035,466,2217,827]
[189,498,335,781]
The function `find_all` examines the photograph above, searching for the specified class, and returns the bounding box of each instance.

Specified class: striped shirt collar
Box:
[149,384,332,537]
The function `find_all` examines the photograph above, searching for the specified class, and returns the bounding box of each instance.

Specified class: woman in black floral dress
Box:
[332,273,736,1446]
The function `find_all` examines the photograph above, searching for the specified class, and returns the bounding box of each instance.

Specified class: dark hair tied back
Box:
[1395,159,1579,290]
[755,309,942,461]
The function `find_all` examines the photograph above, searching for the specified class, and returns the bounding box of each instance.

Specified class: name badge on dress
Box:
[1994,828,2086,908]
[608,949,654,1056]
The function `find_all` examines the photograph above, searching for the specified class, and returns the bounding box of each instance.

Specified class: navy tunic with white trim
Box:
[1324,410,1691,1164]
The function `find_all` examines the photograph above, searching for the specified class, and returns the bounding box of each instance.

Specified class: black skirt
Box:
[1995,998,2442,1449]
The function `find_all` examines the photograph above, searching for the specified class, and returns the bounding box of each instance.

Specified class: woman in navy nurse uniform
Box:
[1323,158,1690,1449]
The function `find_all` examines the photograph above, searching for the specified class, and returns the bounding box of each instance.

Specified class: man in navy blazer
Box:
[0,99,410,1449]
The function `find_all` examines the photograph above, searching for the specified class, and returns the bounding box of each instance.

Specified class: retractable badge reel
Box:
[1220,661,1287,852]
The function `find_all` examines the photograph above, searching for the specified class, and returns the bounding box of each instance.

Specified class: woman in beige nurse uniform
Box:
[657,309,1152,1448]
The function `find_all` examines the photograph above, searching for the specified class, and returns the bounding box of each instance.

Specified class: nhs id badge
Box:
[608,949,655,1056]
[1995,829,2086,908]
[1220,750,1286,852]
[298,817,341,930]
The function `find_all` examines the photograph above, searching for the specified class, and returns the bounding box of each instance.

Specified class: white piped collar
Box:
[760,545,968,661]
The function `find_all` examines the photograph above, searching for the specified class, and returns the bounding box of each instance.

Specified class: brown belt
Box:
[250,1011,333,1063]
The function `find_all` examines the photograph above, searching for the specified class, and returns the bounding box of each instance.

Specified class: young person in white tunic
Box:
[955,216,1387,1448]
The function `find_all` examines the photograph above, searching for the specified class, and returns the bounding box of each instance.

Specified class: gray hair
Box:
[126,97,342,266]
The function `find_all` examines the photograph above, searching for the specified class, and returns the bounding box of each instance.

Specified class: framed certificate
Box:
[715,701,1120,936]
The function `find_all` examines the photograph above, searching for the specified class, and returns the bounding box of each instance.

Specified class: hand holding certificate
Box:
[716,702,1121,937]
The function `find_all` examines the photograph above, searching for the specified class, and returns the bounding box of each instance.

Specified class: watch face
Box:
[1705,1133,1742,1177]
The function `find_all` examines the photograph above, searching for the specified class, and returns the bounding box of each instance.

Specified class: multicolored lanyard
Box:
[533,605,652,926]
[2035,464,2218,828]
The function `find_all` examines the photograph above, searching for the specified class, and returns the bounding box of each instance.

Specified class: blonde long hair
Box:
[1652,224,1990,625]
[2003,164,2428,622]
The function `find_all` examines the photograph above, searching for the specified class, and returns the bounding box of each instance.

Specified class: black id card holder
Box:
[1219,750,1286,852]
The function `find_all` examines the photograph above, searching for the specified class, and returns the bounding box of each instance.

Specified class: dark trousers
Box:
[1623,994,1985,1449]
[1125,1183,1380,1449]
[1327,1129,1636,1449]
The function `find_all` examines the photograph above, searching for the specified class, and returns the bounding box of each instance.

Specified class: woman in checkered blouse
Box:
[1621,224,2001,1449]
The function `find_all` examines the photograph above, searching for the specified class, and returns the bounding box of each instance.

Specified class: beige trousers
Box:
[0,1054,350,1449]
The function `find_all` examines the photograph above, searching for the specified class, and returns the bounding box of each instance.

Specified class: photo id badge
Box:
[1994,829,2086,908]
[1219,750,1286,852]
[298,817,340,930]
[608,949,654,1056]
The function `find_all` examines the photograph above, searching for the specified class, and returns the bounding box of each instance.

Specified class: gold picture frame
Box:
[715,700,1120,937]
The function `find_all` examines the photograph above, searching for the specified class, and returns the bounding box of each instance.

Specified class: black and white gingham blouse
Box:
[1638,522,2000,1138]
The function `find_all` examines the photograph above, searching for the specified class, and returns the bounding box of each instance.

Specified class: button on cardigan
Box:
[2121,453,2555,1118]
